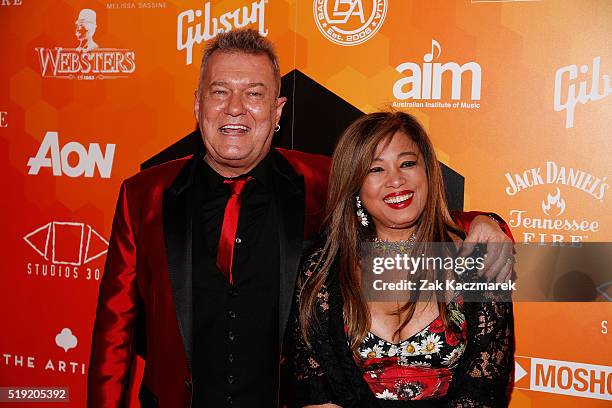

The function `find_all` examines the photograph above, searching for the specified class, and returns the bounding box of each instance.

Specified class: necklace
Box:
[371,233,417,253]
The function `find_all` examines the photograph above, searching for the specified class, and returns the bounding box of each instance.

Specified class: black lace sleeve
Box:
[286,248,336,407]
[447,301,515,408]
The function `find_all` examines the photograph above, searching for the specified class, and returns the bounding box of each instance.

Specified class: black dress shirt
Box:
[193,153,280,407]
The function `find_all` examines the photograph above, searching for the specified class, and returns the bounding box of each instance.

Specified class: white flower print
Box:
[442,343,466,367]
[375,389,399,400]
[394,380,424,399]
[410,361,432,367]
[387,344,399,357]
[361,344,384,359]
[360,347,373,359]
[371,344,384,358]
[420,333,442,354]
[402,341,421,356]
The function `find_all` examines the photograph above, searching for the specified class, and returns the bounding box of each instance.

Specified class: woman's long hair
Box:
[299,111,464,356]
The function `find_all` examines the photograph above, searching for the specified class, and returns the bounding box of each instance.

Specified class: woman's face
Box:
[359,130,428,240]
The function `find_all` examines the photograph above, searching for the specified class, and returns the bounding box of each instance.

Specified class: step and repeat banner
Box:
[1,0,610,406]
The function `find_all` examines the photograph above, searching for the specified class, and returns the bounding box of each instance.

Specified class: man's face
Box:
[75,22,92,41]
[195,51,286,177]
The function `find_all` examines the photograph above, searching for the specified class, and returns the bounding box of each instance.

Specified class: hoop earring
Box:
[356,195,369,227]
[274,124,280,132]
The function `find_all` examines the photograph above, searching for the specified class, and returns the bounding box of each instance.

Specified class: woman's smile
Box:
[383,190,414,209]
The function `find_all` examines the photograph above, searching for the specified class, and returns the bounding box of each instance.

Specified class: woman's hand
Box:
[458,215,514,283]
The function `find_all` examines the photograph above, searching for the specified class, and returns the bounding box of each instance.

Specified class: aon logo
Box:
[27,131,115,178]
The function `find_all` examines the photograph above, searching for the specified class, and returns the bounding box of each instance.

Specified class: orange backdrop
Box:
[1,0,610,406]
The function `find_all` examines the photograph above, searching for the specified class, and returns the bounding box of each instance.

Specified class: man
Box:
[88,29,513,408]
[75,9,99,52]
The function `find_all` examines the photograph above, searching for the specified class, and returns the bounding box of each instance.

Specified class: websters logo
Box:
[313,0,387,46]
[27,131,115,178]
[24,221,108,281]
[392,40,482,110]
[35,8,136,80]
[0,0,23,6]
[178,0,268,65]
[503,161,608,243]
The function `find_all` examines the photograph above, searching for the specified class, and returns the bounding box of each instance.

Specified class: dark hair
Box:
[299,111,464,355]
[196,28,281,99]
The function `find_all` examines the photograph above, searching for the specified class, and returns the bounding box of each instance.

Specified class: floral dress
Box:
[288,247,515,408]
[355,299,467,401]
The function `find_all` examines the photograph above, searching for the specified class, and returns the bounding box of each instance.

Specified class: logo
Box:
[106,1,167,9]
[27,131,116,178]
[178,0,269,65]
[313,0,387,46]
[2,328,86,375]
[0,111,7,127]
[392,39,482,110]
[55,328,78,352]
[471,0,542,3]
[0,0,23,6]
[503,161,608,243]
[35,8,136,80]
[514,356,611,401]
[24,221,108,266]
[541,188,566,216]
[554,56,611,129]
[24,221,108,281]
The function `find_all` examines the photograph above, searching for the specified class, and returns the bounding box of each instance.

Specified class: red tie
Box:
[216,176,253,285]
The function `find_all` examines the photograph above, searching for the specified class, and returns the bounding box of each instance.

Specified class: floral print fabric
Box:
[355,300,467,401]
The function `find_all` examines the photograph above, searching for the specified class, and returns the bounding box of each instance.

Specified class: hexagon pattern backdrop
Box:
[1,0,610,407]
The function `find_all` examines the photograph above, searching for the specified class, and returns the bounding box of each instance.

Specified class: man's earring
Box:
[356,196,369,227]
[274,124,280,132]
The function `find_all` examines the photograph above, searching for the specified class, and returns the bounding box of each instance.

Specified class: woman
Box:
[288,112,514,407]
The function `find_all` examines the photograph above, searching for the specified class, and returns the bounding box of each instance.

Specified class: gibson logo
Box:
[177,0,268,65]
[554,56,611,129]
[35,8,136,80]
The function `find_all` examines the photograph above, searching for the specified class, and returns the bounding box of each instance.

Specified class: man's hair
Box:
[196,29,281,100]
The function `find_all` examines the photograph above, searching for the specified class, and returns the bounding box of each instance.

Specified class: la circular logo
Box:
[313,0,388,46]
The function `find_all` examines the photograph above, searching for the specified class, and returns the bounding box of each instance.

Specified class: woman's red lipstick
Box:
[383,190,414,209]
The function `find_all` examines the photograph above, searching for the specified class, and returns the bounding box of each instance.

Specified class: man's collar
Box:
[199,150,276,190]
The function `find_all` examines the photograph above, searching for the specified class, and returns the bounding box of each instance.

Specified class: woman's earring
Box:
[274,124,280,132]
[356,196,369,227]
